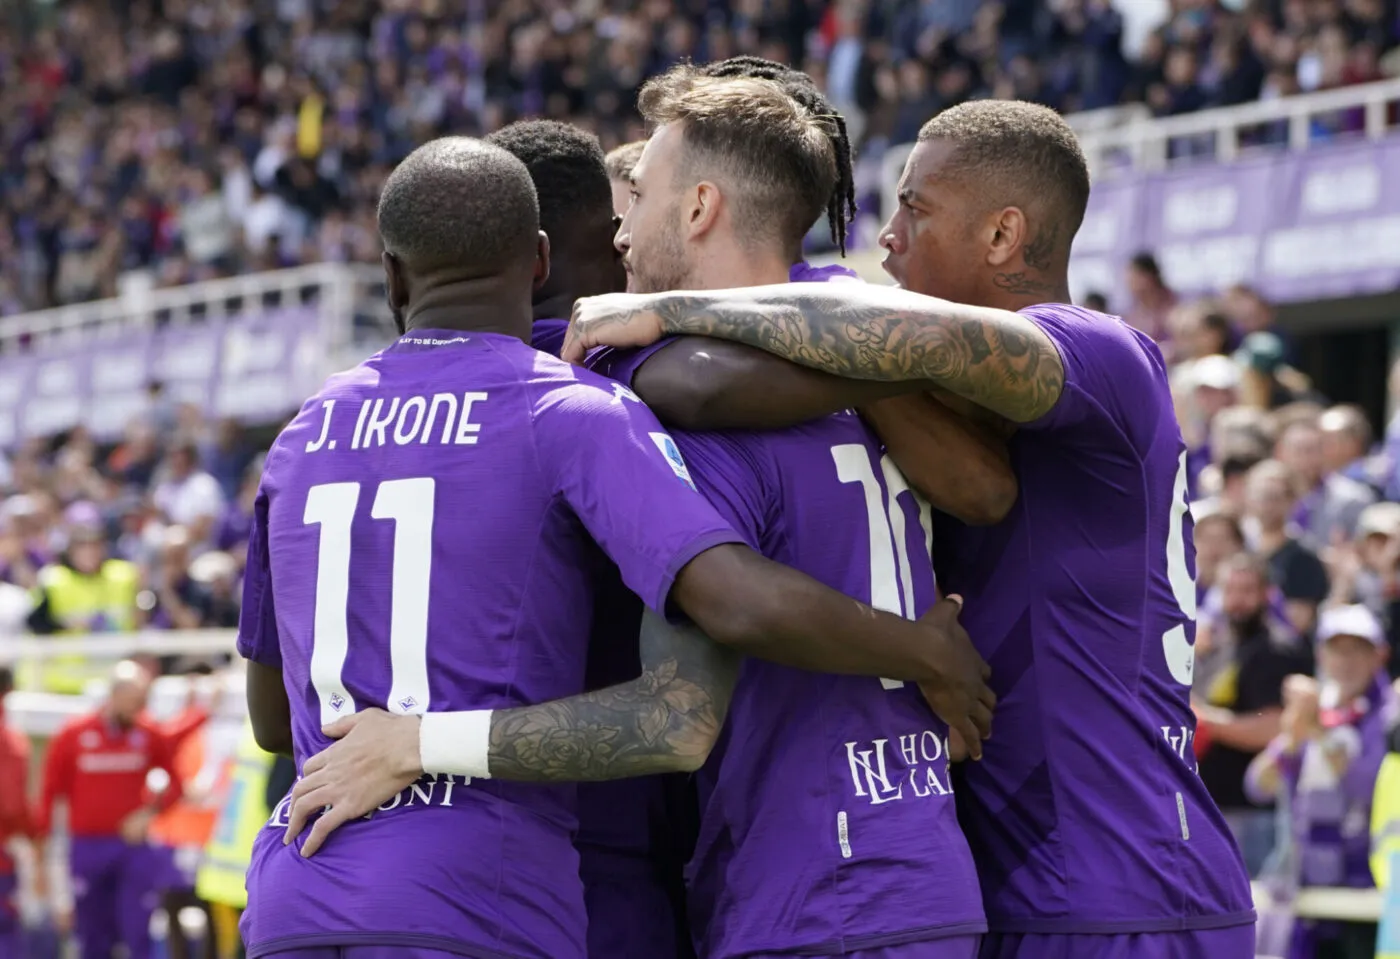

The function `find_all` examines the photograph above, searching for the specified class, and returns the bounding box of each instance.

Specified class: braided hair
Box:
[700,56,856,255]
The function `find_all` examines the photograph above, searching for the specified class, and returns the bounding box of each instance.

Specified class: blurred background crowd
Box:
[5,0,1400,957]
[4,0,1400,313]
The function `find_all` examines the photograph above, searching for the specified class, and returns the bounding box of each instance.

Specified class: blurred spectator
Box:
[1123,252,1178,349]
[202,419,255,503]
[152,441,226,548]
[25,523,143,692]
[0,665,36,957]
[1195,553,1316,878]
[1243,459,1330,636]
[1275,414,1378,549]
[1246,606,1394,958]
[36,661,185,958]
[3,0,1396,314]
[1320,403,1392,497]
[1236,332,1319,410]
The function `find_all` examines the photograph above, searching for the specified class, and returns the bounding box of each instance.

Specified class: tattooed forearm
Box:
[645,285,1066,423]
[487,611,740,782]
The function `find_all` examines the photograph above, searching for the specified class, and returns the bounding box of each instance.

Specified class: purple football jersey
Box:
[937,305,1254,934]
[236,330,742,959]
[788,260,861,284]
[533,318,691,959]
[671,416,985,958]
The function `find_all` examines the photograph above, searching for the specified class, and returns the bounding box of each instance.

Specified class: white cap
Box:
[1192,354,1241,392]
[1317,604,1387,648]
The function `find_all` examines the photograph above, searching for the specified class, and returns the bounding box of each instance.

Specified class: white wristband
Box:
[418,710,494,780]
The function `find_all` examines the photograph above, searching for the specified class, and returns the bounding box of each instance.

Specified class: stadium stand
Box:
[5,0,1400,956]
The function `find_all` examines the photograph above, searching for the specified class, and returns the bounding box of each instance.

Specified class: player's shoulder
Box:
[1019,302,1156,359]
[1023,303,1170,402]
[524,351,651,417]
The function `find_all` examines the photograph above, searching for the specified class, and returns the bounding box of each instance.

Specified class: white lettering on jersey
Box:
[335,392,489,451]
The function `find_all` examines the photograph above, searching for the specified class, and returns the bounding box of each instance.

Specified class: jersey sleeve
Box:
[583,338,679,389]
[530,319,570,357]
[532,374,745,614]
[236,487,282,669]
[1018,304,1163,439]
[669,432,773,552]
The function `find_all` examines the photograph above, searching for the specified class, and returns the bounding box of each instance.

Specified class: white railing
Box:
[0,262,390,365]
[1079,76,1400,175]
[880,77,1400,219]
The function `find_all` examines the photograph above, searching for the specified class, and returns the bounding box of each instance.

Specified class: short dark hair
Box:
[377,137,539,276]
[605,141,647,182]
[486,121,613,248]
[700,56,856,255]
[1130,251,1162,278]
[638,67,837,259]
[919,100,1090,265]
[0,666,11,697]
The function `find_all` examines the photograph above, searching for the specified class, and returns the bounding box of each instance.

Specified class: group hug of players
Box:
[231,57,1260,959]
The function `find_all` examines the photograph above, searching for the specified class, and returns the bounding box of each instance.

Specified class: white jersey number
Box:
[1162,452,1198,685]
[304,478,436,725]
[832,444,935,691]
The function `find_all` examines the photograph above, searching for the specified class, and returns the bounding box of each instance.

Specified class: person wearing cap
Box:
[1234,330,1319,411]
[1245,604,1395,959]
[24,519,142,694]
[1178,353,1242,499]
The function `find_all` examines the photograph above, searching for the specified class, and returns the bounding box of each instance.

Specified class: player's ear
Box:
[985,206,1027,270]
[533,230,551,292]
[686,180,721,240]
[382,252,408,312]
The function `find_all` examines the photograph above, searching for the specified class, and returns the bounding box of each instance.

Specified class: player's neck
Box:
[404,278,533,342]
[692,246,790,289]
[981,268,1073,312]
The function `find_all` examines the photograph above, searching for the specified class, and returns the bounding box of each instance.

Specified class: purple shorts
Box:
[748,937,981,958]
[582,868,682,959]
[978,927,1255,959]
[260,950,464,959]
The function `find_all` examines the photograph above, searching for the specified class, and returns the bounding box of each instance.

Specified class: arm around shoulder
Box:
[631,337,923,431]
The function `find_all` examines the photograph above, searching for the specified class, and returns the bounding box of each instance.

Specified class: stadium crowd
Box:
[4,0,1400,314]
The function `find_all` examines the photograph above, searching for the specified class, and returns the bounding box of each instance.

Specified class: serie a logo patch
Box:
[649,432,697,491]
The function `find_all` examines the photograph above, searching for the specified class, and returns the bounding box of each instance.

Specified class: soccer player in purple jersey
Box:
[563,100,1258,959]
[241,136,992,959]
[488,118,691,959]
[286,70,1007,959]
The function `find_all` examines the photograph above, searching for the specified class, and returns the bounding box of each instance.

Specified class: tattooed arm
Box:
[565,285,1065,423]
[488,609,740,781]
[282,611,740,855]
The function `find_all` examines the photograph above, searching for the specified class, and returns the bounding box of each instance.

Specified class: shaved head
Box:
[377,137,540,277]
[918,100,1090,268]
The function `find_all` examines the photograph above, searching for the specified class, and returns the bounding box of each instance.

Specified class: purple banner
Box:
[1069,134,1400,308]
[0,307,327,445]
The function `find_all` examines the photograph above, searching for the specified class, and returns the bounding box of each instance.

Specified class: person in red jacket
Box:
[37,660,185,959]
[0,664,36,956]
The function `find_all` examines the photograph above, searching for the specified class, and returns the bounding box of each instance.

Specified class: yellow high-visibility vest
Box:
[196,721,274,911]
[1371,742,1400,958]
[22,561,140,693]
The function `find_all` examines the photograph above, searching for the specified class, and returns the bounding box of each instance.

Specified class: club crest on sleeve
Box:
[649,432,697,491]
